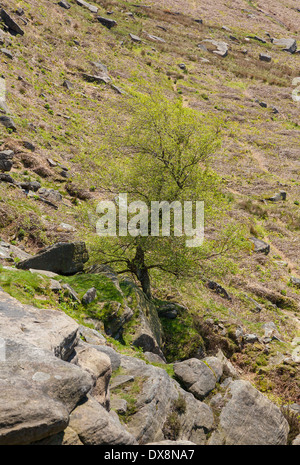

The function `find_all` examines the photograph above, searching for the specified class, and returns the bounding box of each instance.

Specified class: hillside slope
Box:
[0,0,299,445]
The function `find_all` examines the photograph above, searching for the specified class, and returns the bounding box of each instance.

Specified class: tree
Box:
[88,90,239,298]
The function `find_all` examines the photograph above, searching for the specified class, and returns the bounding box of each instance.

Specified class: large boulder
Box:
[0,289,79,360]
[272,38,297,53]
[16,242,89,275]
[210,380,289,445]
[173,357,223,400]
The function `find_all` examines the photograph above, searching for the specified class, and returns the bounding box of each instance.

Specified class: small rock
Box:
[290,277,300,288]
[266,191,286,202]
[19,181,41,192]
[58,1,71,9]
[0,150,14,171]
[62,80,73,90]
[82,287,97,305]
[1,48,13,59]
[250,237,270,255]
[0,115,16,131]
[62,283,81,303]
[259,53,272,62]
[244,333,258,343]
[75,0,98,13]
[97,17,117,29]
[129,33,142,43]
[110,398,127,415]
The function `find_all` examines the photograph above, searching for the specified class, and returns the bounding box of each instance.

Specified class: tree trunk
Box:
[131,245,151,299]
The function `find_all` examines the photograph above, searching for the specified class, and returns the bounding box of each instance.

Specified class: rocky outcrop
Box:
[208,380,289,445]
[0,289,136,445]
[16,242,89,275]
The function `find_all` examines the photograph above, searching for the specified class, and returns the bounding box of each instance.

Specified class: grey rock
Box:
[0,288,79,360]
[82,287,97,305]
[267,191,286,202]
[0,150,13,171]
[147,34,165,43]
[200,39,228,57]
[217,380,289,444]
[259,53,271,62]
[71,343,111,409]
[292,434,300,445]
[19,180,41,192]
[89,345,121,372]
[110,374,135,390]
[75,0,98,13]
[58,1,71,9]
[250,237,270,255]
[173,357,222,400]
[68,395,137,445]
[79,325,106,345]
[118,355,214,444]
[110,397,127,415]
[0,173,14,183]
[38,188,62,203]
[0,9,25,35]
[144,351,166,364]
[62,283,81,303]
[82,73,111,84]
[129,33,142,43]
[97,16,117,29]
[16,242,89,275]
[290,277,300,288]
[1,48,13,59]
[272,38,297,53]
[244,333,258,343]
[0,115,16,131]
[62,80,73,89]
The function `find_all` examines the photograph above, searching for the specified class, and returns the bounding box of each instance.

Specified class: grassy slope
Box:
[0,0,299,403]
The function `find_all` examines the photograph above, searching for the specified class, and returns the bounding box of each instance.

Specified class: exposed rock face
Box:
[209,380,289,445]
[16,242,89,275]
[113,355,215,445]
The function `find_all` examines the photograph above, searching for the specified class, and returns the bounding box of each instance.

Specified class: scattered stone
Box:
[82,73,111,84]
[97,17,117,29]
[57,223,76,233]
[82,287,97,305]
[178,63,186,70]
[19,180,41,192]
[1,48,13,59]
[0,9,25,36]
[146,34,165,43]
[62,283,81,303]
[91,61,108,74]
[249,36,267,44]
[129,33,142,43]
[0,173,14,184]
[143,351,166,364]
[266,191,286,202]
[200,40,228,57]
[47,158,57,167]
[290,276,300,288]
[259,53,272,62]
[22,141,35,151]
[272,38,297,53]
[207,281,231,300]
[0,115,16,131]
[58,1,71,9]
[244,333,258,343]
[250,237,270,255]
[259,101,267,108]
[79,326,106,345]
[62,80,73,90]
[195,19,203,24]
[0,150,13,171]
[16,242,89,275]
[38,188,62,203]
[75,0,98,13]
